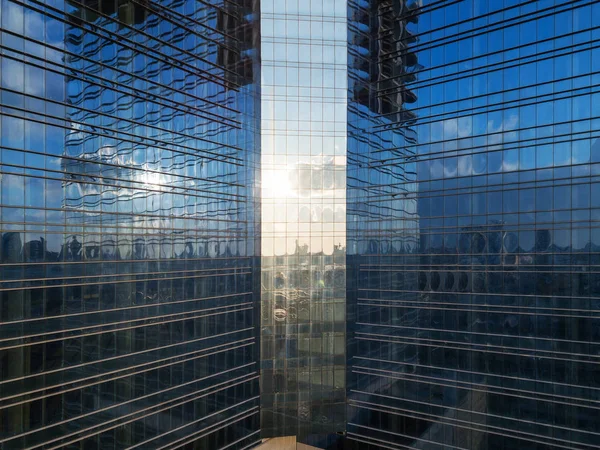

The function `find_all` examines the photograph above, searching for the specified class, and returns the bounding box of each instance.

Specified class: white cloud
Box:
[488,114,519,145]
[458,155,472,176]
[1,58,25,92]
[502,160,518,171]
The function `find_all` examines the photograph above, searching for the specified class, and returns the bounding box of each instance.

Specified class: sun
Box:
[262,168,293,199]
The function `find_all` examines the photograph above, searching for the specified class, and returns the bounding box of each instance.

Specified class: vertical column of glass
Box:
[260,0,347,445]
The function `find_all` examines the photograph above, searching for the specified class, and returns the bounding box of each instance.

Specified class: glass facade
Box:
[0,0,261,448]
[259,0,347,446]
[3,0,600,449]
[347,1,600,449]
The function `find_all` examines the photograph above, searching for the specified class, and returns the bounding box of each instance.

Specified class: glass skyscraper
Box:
[347,1,600,449]
[2,0,600,449]
[259,0,347,446]
[0,0,261,448]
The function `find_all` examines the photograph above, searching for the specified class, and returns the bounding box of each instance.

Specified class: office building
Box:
[259,0,347,447]
[0,0,261,448]
[2,0,600,449]
[347,1,600,449]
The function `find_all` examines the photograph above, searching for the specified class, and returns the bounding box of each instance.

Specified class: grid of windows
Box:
[259,0,347,446]
[0,0,260,448]
[347,1,600,449]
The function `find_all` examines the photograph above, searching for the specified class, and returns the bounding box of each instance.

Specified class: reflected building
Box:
[0,0,260,449]
[347,1,600,450]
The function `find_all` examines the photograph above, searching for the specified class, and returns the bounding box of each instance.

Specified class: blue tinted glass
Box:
[0,1,260,448]
[347,1,600,449]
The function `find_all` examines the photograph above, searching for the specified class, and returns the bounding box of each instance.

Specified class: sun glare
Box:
[262,169,293,199]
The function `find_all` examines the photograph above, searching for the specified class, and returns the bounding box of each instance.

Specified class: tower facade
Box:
[3,1,600,449]
[259,0,348,447]
[347,1,600,449]
[0,1,260,448]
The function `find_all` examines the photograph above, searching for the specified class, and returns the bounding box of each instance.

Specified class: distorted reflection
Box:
[0,0,261,448]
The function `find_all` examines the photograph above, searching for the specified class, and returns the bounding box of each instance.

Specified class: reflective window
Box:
[0,1,260,448]
[347,1,600,449]
[260,0,347,445]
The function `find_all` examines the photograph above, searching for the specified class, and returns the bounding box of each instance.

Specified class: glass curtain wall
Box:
[0,1,260,448]
[347,1,600,449]
[260,0,347,446]
[347,0,421,447]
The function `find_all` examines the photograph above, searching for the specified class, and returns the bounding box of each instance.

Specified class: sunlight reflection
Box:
[262,168,293,199]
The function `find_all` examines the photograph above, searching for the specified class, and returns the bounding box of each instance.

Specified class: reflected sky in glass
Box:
[346,1,600,449]
[0,0,261,447]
